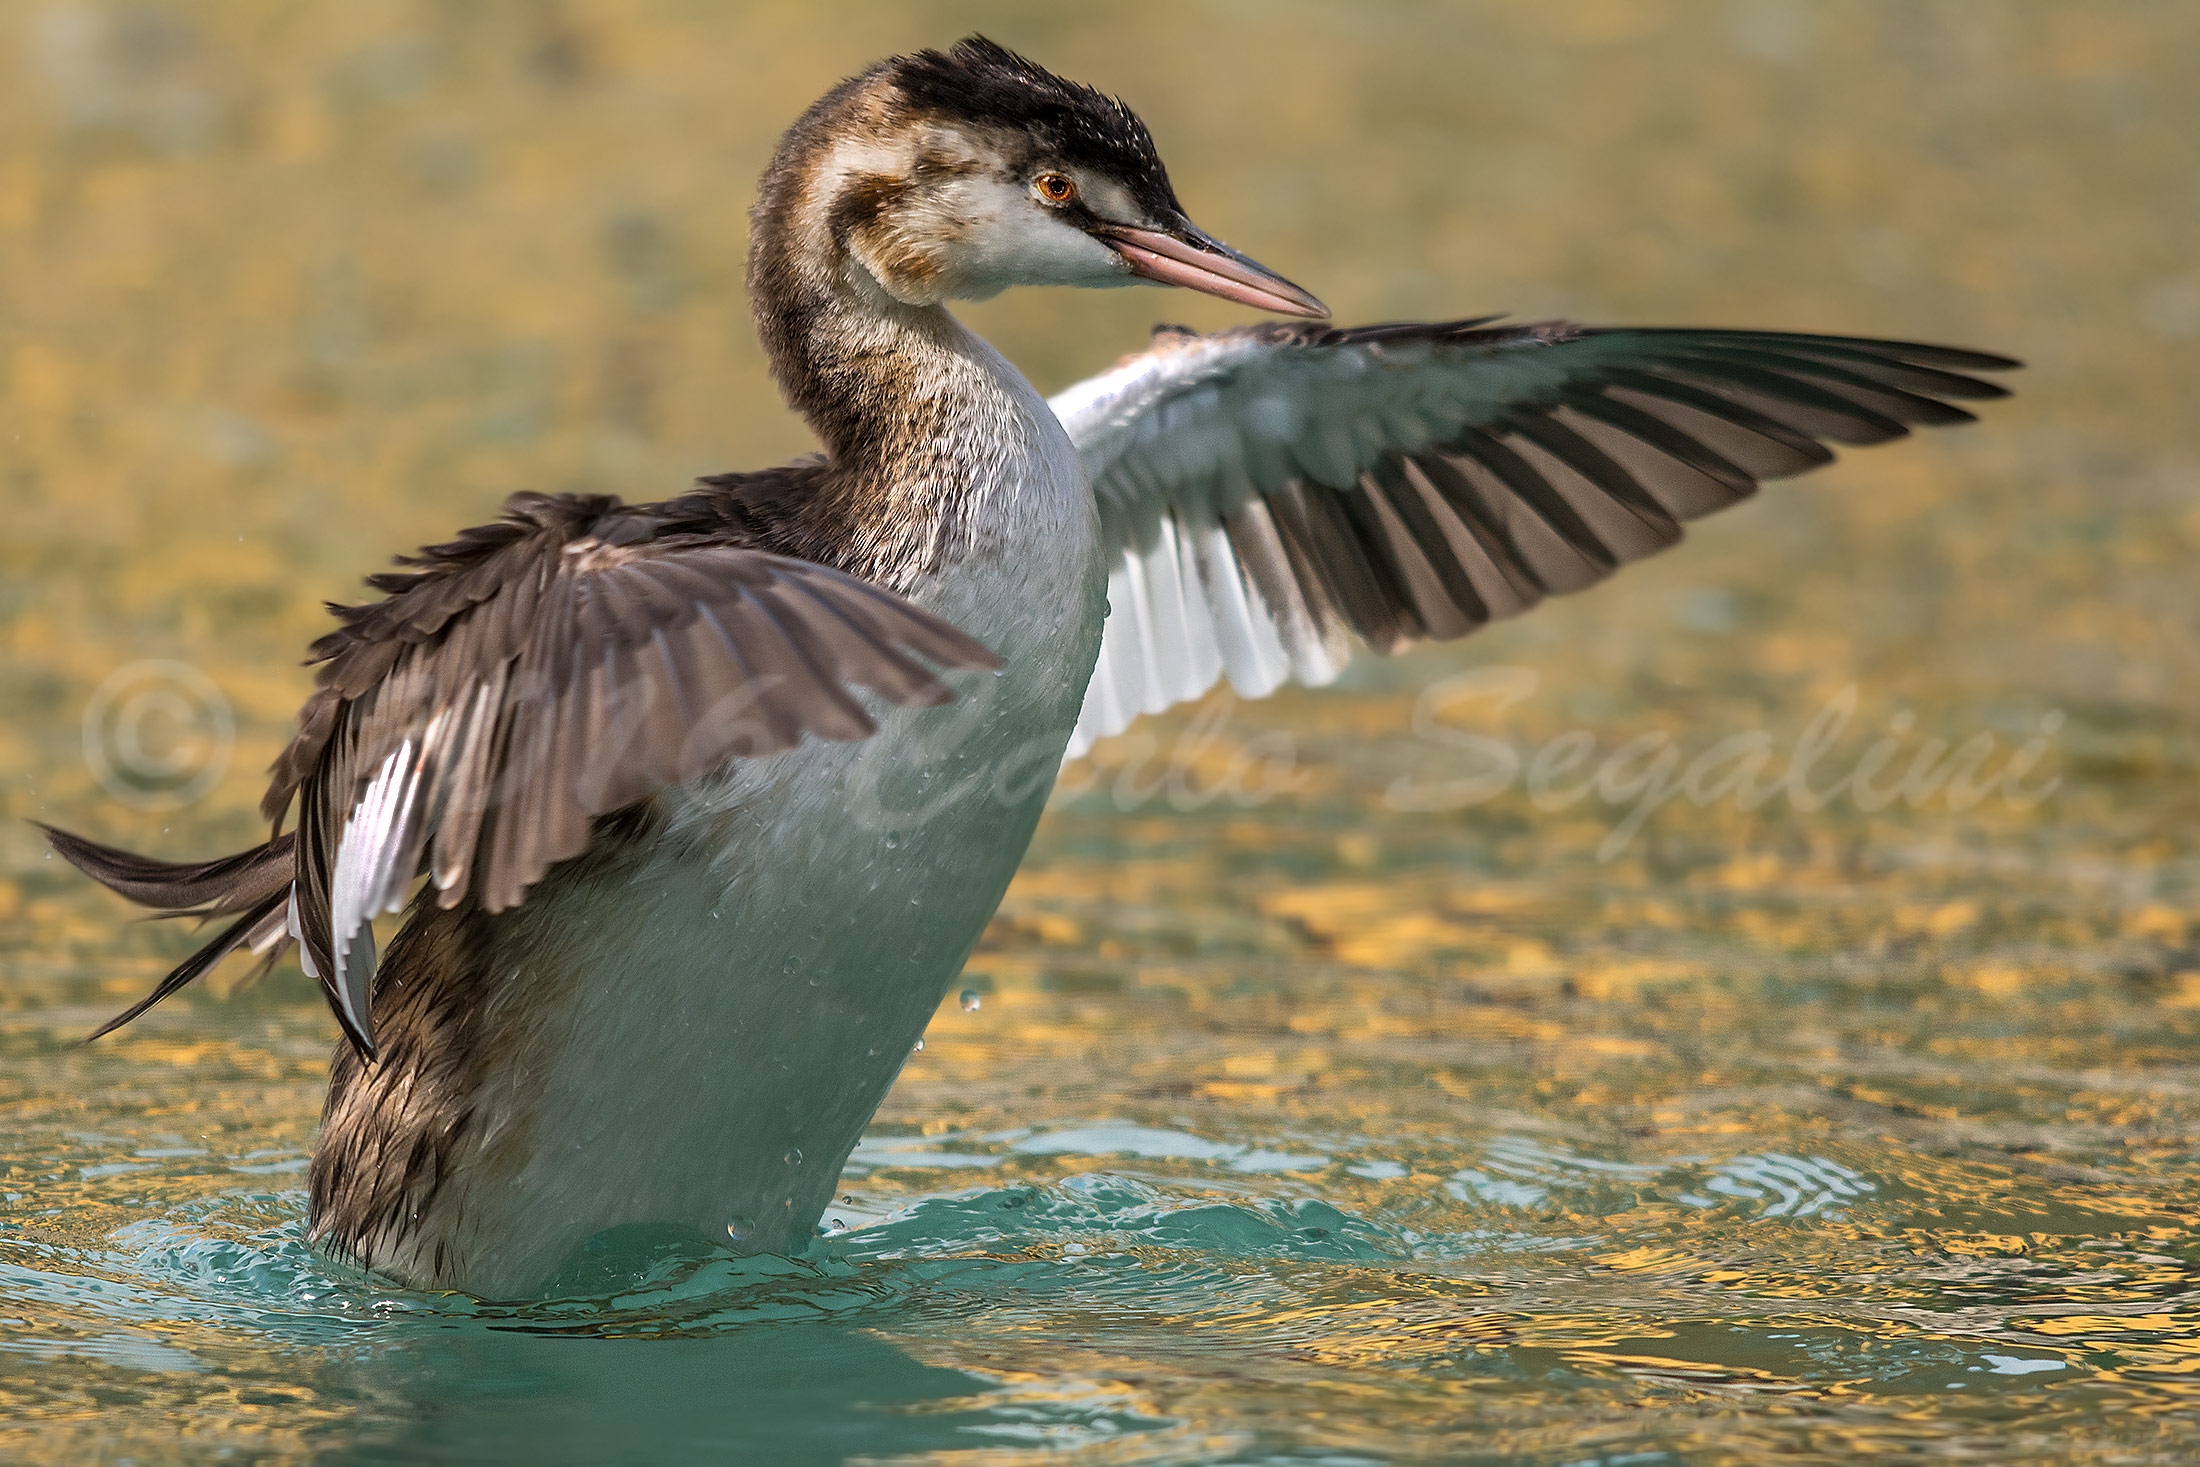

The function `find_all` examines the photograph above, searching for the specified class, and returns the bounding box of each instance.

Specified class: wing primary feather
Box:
[1594,368,1834,463]
[294,729,347,991]
[1308,477,1424,647]
[1449,427,1622,574]
[1350,466,1465,638]
[1646,358,1909,444]
[35,823,296,916]
[1680,345,1977,426]
[1561,388,1755,492]
[1407,452,1545,600]
[85,889,290,1045]
[1738,340,2010,399]
[332,917,379,1059]
[1590,326,2020,373]
[1260,481,1392,650]
[1505,412,1682,538]
[1398,456,1542,617]
[1365,454,1491,628]
[1550,403,1752,521]
[1226,498,1345,684]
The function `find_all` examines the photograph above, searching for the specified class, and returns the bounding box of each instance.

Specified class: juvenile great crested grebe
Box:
[43,37,2018,1297]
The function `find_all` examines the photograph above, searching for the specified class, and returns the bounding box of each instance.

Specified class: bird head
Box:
[763,36,1327,318]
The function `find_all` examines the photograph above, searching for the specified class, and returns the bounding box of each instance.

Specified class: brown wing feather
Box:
[260,482,998,1056]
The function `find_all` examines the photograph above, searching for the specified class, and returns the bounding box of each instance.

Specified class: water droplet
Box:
[912,1038,925,1052]
[726,1213,755,1242]
[883,832,901,850]
[839,1193,856,1205]
[783,1148,803,1166]
[824,1218,847,1234]
[959,989,981,1012]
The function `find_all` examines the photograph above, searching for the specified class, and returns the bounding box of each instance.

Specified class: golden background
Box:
[2,3,2198,1461]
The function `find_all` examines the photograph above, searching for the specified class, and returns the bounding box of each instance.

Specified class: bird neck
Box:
[745,81,994,479]
[748,234,977,474]
[743,109,1062,585]
[744,220,1031,582]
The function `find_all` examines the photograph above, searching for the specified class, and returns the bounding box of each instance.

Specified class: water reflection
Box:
[4,0,2199,1462]
[342,1324,997,1466]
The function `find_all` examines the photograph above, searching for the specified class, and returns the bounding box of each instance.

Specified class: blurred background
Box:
[2,4,2198,1463]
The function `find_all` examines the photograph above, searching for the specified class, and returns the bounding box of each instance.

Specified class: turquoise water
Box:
[12,798,2200,1463]
[6,3,2200,1462]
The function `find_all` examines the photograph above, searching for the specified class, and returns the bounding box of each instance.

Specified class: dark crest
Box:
[887,36,1181,219]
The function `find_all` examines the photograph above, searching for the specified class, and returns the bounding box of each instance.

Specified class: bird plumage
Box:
[1053,320,2017,753]
[39,36,2019,1296]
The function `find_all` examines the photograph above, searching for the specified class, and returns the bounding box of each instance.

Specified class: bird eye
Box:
[1035,172,1076,206]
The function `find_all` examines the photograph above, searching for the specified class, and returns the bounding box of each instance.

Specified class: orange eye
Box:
[1035,172,1076,205]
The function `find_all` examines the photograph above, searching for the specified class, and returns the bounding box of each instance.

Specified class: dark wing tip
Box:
[932,624,1004,672]
[1861,338,2024,373]
[82,890,287,1045]
[332,1005,379,1064]
[1592,326,2024,374]
[36,821,287,914]
[34,818,91,858]
[1804,333,2023,374]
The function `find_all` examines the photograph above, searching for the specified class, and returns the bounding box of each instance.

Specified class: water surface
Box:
[4,4,2199,1462]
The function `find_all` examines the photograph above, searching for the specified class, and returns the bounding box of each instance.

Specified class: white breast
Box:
[388,328,1106,1297]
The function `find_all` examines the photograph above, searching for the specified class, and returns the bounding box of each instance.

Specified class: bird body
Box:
[42,38,2018,1297]
[310,312,1103,1297]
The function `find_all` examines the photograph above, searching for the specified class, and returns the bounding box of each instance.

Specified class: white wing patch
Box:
[1052,321,2016,755]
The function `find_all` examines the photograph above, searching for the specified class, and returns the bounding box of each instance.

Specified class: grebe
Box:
[42,37,2018,1297]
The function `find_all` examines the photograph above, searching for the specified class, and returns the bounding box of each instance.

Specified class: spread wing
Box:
[264,490,999,1056]
[1052,319,2018,755]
